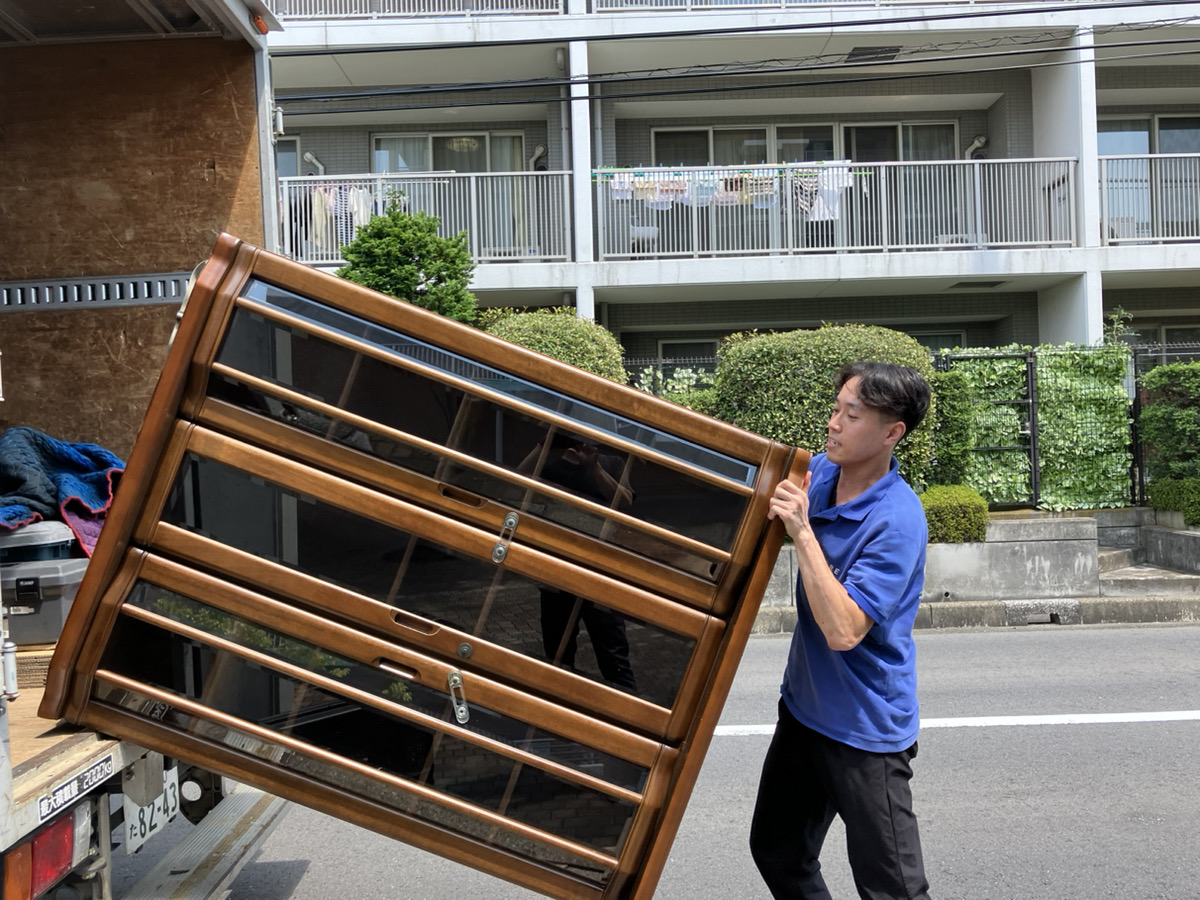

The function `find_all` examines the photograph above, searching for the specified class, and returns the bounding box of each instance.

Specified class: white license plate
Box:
[123,766,180,854]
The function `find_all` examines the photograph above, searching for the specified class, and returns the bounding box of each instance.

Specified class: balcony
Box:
[1100,154,1200,246]
[279,171,572,267]
[595,159,1076,261]
[267,0,562,17]
[265,0,1072,17]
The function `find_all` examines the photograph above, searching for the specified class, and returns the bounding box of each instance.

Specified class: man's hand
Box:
[768,471,814,545]
[769,469,873,651]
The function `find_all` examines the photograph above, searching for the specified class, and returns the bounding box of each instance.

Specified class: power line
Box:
[276,37,1200,115]
[270,0,1200,57]
[275,30,1200,105]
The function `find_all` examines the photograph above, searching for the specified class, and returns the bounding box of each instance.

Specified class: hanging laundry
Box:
[807,163,855,222]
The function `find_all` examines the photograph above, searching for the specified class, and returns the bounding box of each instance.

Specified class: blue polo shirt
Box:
[780,452,927,753]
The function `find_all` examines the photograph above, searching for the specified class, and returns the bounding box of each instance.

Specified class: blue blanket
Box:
[0,426,125,557]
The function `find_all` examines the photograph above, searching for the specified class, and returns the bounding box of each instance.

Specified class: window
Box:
[1158,117,1200,154]
[275,137,299,178]
[776,126,835,163]
[652,125,831,166]
[907,331,965,351]
[659,339,719,358]
[42,235,805,900]
[1098,119,1151,155]
[1099,116,1200,154]
[373,133,525,173]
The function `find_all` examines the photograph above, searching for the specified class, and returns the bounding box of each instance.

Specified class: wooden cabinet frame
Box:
[42,234,808,898]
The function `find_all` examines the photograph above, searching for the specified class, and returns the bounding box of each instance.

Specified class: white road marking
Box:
[714,710,1200,737]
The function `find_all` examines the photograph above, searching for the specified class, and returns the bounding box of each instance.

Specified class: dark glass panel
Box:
[163,454,695,709]
[122,584,648,792]
[99,608,637,854]
[211,307,748,559]
[209,371,727,579]
[239,279,755,485]
[93,678,613,885]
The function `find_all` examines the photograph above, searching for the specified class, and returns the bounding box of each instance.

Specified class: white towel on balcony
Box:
[808,165,854,222]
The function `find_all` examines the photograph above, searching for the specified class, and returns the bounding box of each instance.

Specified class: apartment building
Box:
[265,0,1200,360]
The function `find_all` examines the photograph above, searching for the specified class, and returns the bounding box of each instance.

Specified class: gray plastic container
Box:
[0,520,80,563]
[2,530,89,644]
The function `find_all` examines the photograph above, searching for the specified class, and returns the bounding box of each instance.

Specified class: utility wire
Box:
[270,0,1200,56]
[275,31,1200,103]
[276,39,1200,114]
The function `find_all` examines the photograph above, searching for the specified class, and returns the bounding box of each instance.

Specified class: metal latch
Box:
[447,671,469,724]
[491,511,519,564]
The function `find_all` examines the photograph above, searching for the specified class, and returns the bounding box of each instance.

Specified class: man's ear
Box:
[884,419,907,448]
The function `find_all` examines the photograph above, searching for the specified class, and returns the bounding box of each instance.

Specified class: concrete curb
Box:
[752,595,1200,634]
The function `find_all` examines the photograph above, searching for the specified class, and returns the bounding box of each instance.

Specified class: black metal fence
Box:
[627,345,1200,510]
[1130,343,1200,505]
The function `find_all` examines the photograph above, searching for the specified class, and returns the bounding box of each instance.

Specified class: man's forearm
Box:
[794,535,872,651]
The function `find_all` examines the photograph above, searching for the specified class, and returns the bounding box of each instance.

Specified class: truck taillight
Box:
[3,803,92,900]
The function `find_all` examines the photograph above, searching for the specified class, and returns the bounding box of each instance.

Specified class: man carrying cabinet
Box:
[750,362,933,900]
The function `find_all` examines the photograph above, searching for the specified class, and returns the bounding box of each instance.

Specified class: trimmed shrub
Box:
[929,368,973,486]
[337,205,477,324]
[1146,476,1200,527]
[713,324,936,491]
[919,484,989,543]
[1138,361,1200,482]
[486,311,627,382]
[664,386,718,416]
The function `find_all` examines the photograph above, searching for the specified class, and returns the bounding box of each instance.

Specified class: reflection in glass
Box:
[100,607,638,857]
[210,371,730,579]
[122,583,648,792]
[237,279,756,485]
[212,305,751,559]
[93,675,616,884]
[163,455,696,709]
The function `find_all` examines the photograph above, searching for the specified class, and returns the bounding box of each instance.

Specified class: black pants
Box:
[750,699,930,900]
[539,589,637,693]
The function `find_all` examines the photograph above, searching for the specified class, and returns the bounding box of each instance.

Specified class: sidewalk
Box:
[753,593,1200,634]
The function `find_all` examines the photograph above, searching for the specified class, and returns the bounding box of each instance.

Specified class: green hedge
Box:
[713,324,936,491]
[485,310,627,382]
[940,352,1031,505]
[1035,345,1131,510]
[919,484,989,543]
[1138,362,1200,482]
[928,368,973,486]
[943,344,1131,510]
[1146,477,1200,526]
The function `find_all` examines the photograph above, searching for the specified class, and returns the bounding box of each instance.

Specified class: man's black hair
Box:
[834,362,931,438]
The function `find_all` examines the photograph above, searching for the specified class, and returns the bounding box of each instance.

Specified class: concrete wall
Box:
[760,516,1101,614]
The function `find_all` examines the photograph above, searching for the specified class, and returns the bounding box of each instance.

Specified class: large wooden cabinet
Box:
[42,235,807,898]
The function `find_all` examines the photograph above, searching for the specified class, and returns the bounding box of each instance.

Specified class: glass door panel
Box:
[158,451,700,713]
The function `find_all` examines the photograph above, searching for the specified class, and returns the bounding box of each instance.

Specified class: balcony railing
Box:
[280,172,572,267]
[267,0,1074,16]
[595,159,1076,261]
[1100,154,1200,246]
[268,0,562,17]
[593,0,1074,9]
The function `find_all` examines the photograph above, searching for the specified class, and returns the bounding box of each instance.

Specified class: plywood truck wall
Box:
[0,38,265,458]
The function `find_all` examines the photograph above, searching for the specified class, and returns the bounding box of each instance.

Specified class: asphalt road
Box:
[207,623,1200,899]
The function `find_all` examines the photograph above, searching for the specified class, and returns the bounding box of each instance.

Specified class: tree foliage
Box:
[336,205,477,324]
[1138,361,1200,482]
